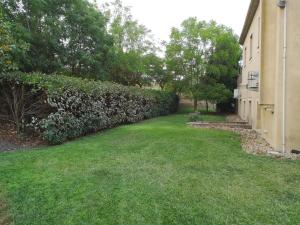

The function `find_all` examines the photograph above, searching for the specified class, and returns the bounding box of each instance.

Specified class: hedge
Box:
[0,72,179,144]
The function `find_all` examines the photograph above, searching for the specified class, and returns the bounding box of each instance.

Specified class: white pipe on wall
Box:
[282,1,287,154]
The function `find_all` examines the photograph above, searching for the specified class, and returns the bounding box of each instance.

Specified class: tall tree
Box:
[206,22,241,112]
[101,0,158,87]
[166,18,241,111]
[1,0,113,79]
[166,18,211,111]
[0,9,28,73]
[143,53,170,90]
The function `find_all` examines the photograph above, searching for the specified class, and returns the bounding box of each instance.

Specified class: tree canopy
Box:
[0,9,28,73]
[1,1,241,112]
[166,18,241,111]
[1,0,113,79]
[101,0,159,87]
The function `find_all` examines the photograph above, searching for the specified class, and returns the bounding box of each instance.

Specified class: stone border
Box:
[189,121,300,160]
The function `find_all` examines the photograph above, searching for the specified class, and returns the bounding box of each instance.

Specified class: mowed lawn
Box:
[0,114,299,225]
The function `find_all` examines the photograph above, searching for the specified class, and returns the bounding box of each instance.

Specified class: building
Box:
[236,0,300,153]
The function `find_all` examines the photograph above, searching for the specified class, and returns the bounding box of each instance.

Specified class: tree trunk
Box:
[160,84,164,90]
[193,99,198,112]
[206,99,209,112]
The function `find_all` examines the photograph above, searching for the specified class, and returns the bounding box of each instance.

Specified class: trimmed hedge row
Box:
[0,73,178,144]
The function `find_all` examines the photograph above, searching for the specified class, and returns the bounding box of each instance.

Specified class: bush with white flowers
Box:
[0,72,178,144]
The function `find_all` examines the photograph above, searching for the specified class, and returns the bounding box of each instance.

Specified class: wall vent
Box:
[248,71,259,89]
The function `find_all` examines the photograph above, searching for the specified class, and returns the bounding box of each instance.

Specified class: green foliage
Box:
[166,18,241,111]
[1,0,113,79]
[0,72,178,144]
[109,50,149,87]
[0,10,28,72]
[101,0,161,87]
[166,18,212,110]
[1,0,168,86]
[143,53,171,89]
[188,113,203,122]
[102,0,155,54]
[206,22,242,91]
[0,114,299,225]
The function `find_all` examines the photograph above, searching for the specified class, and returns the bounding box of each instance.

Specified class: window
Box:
[244,47,247,67]
[250,34,253,60]
[258,17,261,49]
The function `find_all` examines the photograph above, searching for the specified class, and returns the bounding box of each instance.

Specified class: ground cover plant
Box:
[0,113,299,225]
[0,72,178,144]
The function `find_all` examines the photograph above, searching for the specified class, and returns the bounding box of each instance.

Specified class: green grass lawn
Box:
[0,113,299,225]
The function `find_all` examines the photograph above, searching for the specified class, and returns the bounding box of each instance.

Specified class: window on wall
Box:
[258,17,261,49]
[244,47,247,67]
[250,34,253,60]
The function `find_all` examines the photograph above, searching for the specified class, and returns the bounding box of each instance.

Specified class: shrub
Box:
[0,72,179,144]
[188,113,203,122]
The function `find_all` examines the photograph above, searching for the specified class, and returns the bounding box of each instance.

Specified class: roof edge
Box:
[239,0,260,45]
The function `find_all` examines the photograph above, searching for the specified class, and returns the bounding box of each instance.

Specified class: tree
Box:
[1,0,113,79]
[101,0,158,87]
[109,50,149,87]
[166,18,241,112]
[206,22,242,112]
[166,18,211,111]
[143,53,170,90]
[0,9,28,73]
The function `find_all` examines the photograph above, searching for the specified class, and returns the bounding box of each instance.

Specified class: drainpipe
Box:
[278,0,287,154]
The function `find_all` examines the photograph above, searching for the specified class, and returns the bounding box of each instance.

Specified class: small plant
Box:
[188,113,203,122]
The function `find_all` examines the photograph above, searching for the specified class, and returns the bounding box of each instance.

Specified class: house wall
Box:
[259,0,278,148]
[239,0,300,153]
[271,0,300,152]
[285,0,300,151]
[238,1,261,129]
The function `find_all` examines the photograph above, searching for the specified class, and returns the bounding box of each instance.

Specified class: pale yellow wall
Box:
[259,0,278,147]
[272,0,300,151]
[239,0,300,152]
[285,0,300,151]
[238,1,261,129]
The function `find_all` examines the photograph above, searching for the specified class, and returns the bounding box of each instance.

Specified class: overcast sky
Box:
[99,0,251,42]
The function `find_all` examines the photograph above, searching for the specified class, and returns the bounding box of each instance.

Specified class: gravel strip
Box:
[189,115,300,160]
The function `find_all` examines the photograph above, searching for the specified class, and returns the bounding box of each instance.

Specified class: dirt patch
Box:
[0,121,44,152]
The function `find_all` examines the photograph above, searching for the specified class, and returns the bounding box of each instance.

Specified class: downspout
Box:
[278,0,287,154]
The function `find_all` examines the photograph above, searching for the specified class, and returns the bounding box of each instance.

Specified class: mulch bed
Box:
[0,122,44,152]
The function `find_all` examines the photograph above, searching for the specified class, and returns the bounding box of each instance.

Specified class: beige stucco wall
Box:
[267,0,300,151]
[238,0,300,152]
[259,0,278,148]
[238,1,261,129]
[285,0,300,151]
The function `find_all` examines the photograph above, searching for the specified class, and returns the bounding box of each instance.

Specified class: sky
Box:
[98,0,251,42]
